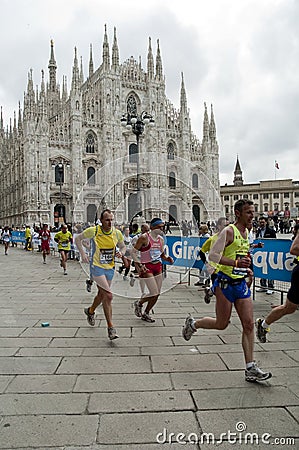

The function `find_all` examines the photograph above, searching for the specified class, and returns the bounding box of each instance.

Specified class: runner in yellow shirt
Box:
[75,209,127,340]
[54,224,73,275]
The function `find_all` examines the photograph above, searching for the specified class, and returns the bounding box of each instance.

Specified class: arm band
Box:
[234,259,238,267]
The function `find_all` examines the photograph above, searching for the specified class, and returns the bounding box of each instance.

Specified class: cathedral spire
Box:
[203,102,209,142]
[89,43,94,78]
[155,39,163,81]
[147,37,154,80]
[80,56,84,84]
[18,101,23,133]
[40,69,45,99]
[48,39,57,92]
[62,75,68,102]
[0,106,3,131]
[209,104,216,141]
[180,72,187,112]
[71,47,80,93]
[233,155,244,186]
[112,26,119,70]
[102,24,110,70]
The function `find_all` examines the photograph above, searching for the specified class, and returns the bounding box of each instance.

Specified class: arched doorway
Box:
[87,204,97,224]
[54,204,66,228]
[169,205,178,224]
[192,205,200,225]
[128,193,138,222]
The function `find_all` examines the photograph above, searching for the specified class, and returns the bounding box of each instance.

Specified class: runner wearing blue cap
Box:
[133,218,174,322]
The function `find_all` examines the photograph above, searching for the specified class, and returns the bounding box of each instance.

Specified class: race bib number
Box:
[99,248,113,264]
[150,248,161,262]
[232,253,248,276]
[61,241,69,247]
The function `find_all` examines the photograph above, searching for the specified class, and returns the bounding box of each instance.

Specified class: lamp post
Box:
[52,161,70,224]
[121,111,154,217]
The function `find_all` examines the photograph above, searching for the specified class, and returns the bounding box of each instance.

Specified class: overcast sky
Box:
[0,0,298,185]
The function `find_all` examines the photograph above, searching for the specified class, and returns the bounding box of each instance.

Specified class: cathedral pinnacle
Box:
[102,24,110,70]
[112,27,119,70]
[155,39,163,81]
[203,102,209,142]
[71,47,80,92]
[48,39,57,92]
[180,72,187,112]
[147,37,154,80]
[209,103,216,141]
[89,44,94,78]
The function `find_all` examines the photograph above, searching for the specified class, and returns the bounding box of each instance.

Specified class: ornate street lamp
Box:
[51,160,70,223]
[121,111,154,217]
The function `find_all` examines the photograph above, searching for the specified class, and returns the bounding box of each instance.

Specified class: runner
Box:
[182,199,272,382]
[75,209,126,340]
[54,224,73,275]
[256,224,299,343]
[1,226,11,255]
[39,224,51,264]
[133,218,174,323]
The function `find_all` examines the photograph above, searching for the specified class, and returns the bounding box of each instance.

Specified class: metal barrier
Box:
[253,277,290,305]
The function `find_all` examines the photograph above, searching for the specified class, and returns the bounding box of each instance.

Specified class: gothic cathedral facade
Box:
[0,26,221,227]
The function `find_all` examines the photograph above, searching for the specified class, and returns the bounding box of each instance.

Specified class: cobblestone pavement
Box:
[0,246,298,449]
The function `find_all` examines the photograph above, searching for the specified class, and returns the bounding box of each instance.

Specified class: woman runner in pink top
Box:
[133,218,173,322]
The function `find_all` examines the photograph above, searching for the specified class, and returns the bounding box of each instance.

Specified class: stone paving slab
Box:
[0,414,99,449]
[0,356,61,375]
[97,411,200,444]
[0,337,52,348]
[0,393,89,415]
[219,350,299,370]
[88,390,194,413]
[57,355,151,374]
[151,354,227,372]
[192,385,299,410]
[196,407,299,439]
[15,347,84,357]
[74,373,172,392]
[5,374,77,393]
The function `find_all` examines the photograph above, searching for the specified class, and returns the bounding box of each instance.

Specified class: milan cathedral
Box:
[0,26,221,227]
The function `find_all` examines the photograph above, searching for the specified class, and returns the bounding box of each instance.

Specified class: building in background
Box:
[221,157,299,222]
[0,26,221,228]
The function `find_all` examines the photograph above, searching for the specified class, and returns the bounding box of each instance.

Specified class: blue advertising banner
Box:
[251,238,293,282]
[164,236,206,270]
[11,231,25,243]
[163,236,294,283]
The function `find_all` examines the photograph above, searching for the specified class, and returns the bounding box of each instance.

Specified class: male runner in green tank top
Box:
[182,199,272,382]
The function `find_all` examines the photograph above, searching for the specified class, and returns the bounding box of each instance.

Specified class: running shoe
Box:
[266,290,274,295]
[133,300,142,317]
[123,275,129,281]
[204,287,213,304]
[86,280,93,293]
[84,307,95,326]
[64,270,67,275]
[255,318,270,343]
[108,327,119,340]
[130,275,136,287]
[245,362,272,382]
[256,287,267,292]
[141,313,155,323]
[182,315,197,341]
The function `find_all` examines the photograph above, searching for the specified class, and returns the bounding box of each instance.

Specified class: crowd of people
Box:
[1,204,298,383]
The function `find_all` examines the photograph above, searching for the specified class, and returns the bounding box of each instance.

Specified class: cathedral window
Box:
[192,174,198,189]
[55,165,64,183]
[86,132,96,153]
[129,143,138,163]
[169,172,176,188]
[127,95,137,116]
[167,143,175,160]
[87,167,95,185]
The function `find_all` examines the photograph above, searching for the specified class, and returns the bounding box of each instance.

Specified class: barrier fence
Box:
[7,232,294,299]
